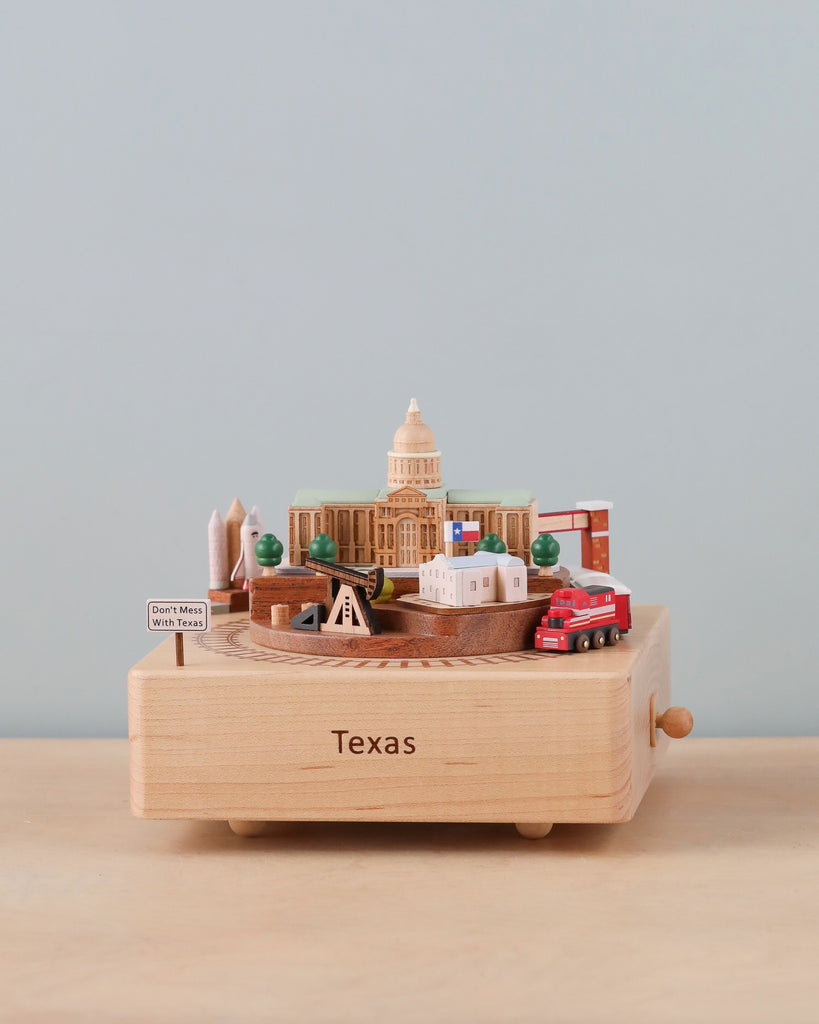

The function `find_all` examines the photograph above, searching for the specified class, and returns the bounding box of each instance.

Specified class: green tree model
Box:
[476,533,507,554]
[531,533,560,576]
[308,533,338,563]
[255,534,284,576]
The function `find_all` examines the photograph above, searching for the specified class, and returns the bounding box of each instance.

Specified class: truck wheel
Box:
[575,633,590,652]
[592,629,606,649]
[607,626,621,644]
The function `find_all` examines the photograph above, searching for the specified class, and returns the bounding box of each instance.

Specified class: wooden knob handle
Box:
[655,706,693,739]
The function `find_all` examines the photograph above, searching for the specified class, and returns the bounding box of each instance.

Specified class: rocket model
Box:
[231,510,262,589]
[209,498,264,592]
[250,504,265,539]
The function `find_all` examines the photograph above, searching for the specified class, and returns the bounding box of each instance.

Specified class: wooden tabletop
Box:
[2,738,817,1023]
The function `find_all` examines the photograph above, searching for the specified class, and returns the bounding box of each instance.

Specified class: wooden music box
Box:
[130,400,692,838]
[129,603,691,839]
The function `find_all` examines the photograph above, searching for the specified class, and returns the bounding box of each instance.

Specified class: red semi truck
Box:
[534,578,632,653]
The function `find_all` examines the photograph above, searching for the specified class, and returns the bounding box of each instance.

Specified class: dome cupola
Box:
[387,398,442,489]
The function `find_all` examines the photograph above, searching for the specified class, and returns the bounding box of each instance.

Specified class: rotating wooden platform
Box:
[248,593,554,658]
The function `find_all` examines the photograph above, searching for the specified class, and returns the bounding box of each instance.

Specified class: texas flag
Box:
[444,520,480,543]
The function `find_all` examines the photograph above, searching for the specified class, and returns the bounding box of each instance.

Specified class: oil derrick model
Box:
[301,558,384,636]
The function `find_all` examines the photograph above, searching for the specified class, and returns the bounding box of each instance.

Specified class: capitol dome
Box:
[392,397,436,453]
[387,398,442,489]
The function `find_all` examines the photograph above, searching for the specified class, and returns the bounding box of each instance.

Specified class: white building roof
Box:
[426,551,526,571]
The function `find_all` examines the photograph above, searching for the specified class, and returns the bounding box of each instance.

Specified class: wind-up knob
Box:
[655,706,694,739]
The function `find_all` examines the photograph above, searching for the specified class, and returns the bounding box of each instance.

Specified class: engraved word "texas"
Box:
[331,730,416,755]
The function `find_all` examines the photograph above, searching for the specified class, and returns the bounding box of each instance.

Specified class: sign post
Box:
[146,599,212,667]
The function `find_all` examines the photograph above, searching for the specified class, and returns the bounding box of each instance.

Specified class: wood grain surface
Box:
[2,738,817,1023]
[130,607,671,825]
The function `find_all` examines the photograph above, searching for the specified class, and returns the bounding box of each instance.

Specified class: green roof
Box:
[292,489,380,507]
[293,486,534,509]
[446,488,534,508]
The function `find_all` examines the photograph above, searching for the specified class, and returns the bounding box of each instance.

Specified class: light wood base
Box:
[129,606,679,830]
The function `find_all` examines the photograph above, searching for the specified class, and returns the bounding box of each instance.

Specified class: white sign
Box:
[146,599,211,633]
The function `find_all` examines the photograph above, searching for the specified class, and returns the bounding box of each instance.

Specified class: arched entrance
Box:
[397,517,418,567]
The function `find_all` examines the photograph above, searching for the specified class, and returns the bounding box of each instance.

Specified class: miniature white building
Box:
[418,552,528,608]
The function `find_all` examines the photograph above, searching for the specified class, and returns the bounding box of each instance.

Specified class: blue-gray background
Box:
[2,2,817,737]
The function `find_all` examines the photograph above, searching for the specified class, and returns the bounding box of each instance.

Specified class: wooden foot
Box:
[228,819,266,837]
[515,823,553,840]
